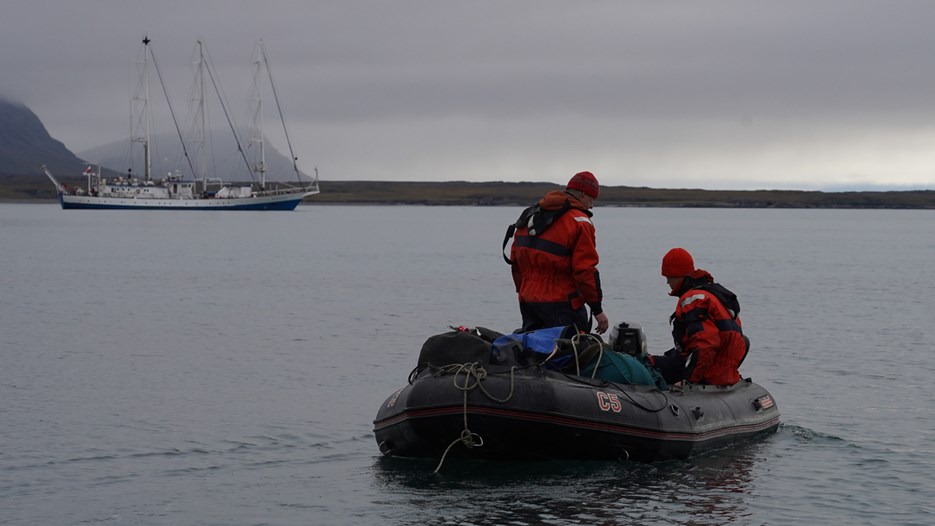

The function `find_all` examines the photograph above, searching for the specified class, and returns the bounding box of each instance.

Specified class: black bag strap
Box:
[502,223,518,264]
[502,204,539,265]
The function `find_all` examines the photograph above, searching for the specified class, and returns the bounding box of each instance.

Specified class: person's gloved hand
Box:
[650,348,687,384]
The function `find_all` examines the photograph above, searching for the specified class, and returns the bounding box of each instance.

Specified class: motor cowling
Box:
[609,322,648,357]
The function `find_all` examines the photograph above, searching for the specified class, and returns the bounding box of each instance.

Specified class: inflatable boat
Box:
[373,324,780,463]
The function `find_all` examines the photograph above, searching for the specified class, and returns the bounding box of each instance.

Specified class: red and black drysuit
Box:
[505,190,603,333]
[652,270,747,385]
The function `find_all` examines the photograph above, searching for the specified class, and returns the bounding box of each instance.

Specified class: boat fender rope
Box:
[432,362,517,473]
[434,429,484,474]
[449,362,517,404]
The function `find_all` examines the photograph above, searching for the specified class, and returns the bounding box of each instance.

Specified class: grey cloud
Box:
[4,0,935,189]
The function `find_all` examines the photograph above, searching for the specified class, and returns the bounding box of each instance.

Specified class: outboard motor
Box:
[609,322,648,357]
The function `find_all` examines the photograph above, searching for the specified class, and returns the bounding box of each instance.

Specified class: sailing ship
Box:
[43,36,319,210]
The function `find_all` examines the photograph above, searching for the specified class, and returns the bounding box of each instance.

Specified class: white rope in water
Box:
[433,362,517,474]
[431,334,602,473]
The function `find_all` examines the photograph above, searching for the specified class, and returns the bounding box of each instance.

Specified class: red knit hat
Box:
[661,248,695,277]
[566,171,600,199]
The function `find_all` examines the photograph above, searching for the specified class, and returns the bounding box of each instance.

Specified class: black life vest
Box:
[669,276,741,323]
[695,282,741,319]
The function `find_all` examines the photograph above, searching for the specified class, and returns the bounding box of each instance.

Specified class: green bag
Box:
[581,348,667,390]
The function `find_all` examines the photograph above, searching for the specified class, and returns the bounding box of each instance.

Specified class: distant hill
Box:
[0,98,87,177]
[0,97,309,183]
[5,173,935,208]
[312,180,935,208]
[2,98,934,207]
[0,98,314,199]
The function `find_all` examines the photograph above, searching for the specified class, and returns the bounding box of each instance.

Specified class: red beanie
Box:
[661,248,695,277]
[566,171,600,199]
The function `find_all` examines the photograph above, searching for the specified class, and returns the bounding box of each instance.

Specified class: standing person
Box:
[651,248,747,385]
[504,171,609,334]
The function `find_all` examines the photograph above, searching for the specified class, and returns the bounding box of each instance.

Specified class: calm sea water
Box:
[2,203,934,525]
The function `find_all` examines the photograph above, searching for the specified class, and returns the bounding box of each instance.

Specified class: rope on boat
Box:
[557,365,671,414]
[573,332,604,378]
[432,362,517,474]
[543,332,677,413]
[543,332,605,376]
[422,341,670,471]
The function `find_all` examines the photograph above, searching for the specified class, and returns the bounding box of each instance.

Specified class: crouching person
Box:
[650,248,748,386]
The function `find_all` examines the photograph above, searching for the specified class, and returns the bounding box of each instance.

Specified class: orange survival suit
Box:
[665,270,747,385]
[506,190,603,332]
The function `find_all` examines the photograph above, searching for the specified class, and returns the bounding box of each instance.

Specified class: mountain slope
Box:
[0,98,87,176]
[79,129,312,183]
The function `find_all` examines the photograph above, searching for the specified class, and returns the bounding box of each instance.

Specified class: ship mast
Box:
[134,36,197,185]
[194,39,208,188]
[259,39,305,185]
[131,36,153,182]
[250,40,267,189]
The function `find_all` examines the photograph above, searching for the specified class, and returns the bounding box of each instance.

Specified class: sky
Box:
[4,0,935,190]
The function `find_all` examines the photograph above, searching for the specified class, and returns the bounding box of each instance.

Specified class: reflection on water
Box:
[371,438,768,526]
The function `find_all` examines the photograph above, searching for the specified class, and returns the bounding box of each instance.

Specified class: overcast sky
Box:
[4,0,935,190]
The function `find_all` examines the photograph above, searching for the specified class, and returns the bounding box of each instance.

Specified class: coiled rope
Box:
[433,362,517,473]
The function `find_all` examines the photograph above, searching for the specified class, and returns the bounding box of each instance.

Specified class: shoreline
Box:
[3,178,935,209]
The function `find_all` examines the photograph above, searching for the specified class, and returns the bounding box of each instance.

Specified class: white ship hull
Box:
[44,37,320,211]
[58,189,317,210]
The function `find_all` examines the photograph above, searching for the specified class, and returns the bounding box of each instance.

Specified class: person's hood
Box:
[670,269,714,297]
[538,190,592,215]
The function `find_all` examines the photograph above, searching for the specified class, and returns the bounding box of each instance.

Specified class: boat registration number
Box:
[596,391,622,413]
